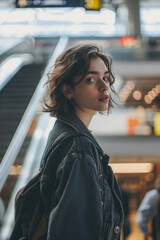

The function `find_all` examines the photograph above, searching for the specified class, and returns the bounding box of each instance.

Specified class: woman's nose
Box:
[99,79,110,92]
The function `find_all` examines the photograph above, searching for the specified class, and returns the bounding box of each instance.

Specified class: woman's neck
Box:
[75,109,96,128]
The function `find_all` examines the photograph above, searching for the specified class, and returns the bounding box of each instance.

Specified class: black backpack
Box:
[10,132,81,240]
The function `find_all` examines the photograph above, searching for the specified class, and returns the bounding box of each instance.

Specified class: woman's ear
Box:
[62,84,72,99]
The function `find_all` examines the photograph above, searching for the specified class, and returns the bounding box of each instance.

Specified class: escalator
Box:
[0,64,45,163]
[0,37,68,240]
[0,63,45,210]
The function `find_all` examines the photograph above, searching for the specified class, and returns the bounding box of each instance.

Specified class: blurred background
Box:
[0,0,160,239]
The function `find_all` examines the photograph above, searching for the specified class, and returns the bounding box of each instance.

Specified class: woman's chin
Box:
[97,106,108,112]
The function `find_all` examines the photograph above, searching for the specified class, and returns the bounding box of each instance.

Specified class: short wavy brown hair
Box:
[43,44,117,117]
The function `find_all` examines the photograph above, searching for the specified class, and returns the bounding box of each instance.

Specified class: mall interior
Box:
[0,0,160,239]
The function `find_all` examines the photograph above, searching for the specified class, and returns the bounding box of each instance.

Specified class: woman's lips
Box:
[99,95,109,102]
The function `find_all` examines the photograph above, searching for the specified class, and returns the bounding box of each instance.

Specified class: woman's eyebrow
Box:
[87,71,110,75]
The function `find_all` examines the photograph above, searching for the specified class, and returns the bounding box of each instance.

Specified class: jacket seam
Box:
[56,151,97,174]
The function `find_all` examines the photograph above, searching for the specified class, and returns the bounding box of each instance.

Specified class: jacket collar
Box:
[58,114,104,155]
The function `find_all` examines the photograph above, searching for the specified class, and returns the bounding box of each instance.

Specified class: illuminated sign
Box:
[16,0,101,10]
[85,0,101,10]
[119,36,138,48]
[154,113,160,136]
[16,0,84,7]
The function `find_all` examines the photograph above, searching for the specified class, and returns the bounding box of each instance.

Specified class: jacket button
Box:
[114,226,120,234]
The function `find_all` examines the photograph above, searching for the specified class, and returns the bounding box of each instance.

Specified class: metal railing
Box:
[0,38,26,57]
[0,36,68,192]
[0,54,34,91]
[0,113,56,239]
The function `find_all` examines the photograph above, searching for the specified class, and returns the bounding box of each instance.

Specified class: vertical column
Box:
[125,0,141,37]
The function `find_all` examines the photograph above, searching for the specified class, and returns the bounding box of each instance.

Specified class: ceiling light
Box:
[156,85,160,92]
[133,90,142,100]
[110,163,153,173]
[152,88,159,96]
[148,91,155,99]
[9,165,22,175]
[126,81,135,89]
[144,95,152,104]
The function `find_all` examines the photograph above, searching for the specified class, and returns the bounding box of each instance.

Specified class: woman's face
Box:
[70,57,111,116]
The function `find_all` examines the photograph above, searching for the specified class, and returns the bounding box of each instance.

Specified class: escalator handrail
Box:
[0,113,52,239]
[0,54,34,91]
[0,36,68,192]
[0,38,27,57]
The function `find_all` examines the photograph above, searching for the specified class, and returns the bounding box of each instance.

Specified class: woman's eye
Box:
[103,76,111,84]
[103,76,109,82]
[87,77,95,83]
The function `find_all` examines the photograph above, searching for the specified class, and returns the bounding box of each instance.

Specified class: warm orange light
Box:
[17,0,27,7]
[133,90,142,100]
[110,163,153,173]
[9,165,22,175]
[126,81,135,89]
[144,95,152,104]
[127,117,138,135]
[119,36,137,48]
[156,85,160,92]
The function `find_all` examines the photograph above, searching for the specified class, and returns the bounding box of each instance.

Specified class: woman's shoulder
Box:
[48,119,98,158]
[51,131,97,158]
[73,133,98,159]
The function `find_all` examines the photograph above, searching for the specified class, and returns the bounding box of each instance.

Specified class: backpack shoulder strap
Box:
[40,131,82,169]
[42,131,104,196]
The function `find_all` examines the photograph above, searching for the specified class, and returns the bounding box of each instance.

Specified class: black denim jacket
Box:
[40,114,124,240]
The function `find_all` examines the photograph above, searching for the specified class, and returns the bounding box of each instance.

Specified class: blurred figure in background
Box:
[136,175,160,240]
[0,195,5,229]
[119,180,131,240]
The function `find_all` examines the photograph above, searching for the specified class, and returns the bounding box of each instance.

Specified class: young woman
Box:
[42,44,124,240]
